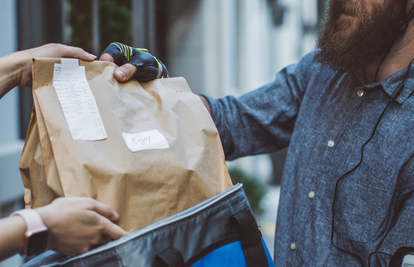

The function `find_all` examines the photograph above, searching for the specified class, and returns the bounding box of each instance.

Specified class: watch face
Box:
[26,230,49,256]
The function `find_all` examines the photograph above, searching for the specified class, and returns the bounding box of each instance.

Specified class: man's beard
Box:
[314,0,401,73]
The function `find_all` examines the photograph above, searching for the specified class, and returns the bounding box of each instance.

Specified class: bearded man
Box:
[198,0,414,265]
[98,0,414,266]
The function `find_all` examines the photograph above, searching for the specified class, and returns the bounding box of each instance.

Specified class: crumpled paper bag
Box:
[20,58,232,232]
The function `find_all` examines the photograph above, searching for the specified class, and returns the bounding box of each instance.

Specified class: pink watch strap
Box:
[10,209,48,235]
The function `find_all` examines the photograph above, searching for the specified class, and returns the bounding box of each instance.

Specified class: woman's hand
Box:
[18,44,96,88]
[36,197,128,256]
[0,43,96,99]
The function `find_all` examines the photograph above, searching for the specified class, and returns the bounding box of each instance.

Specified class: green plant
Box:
[99,0,132,49]
[68,0,132,53]
[69,0,93,52]
[228,167,267,214]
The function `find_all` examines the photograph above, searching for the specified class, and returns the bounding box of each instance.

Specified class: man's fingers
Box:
[114,63,137,82]
[101,218,129,241]
[100,53,135,82]
[99,53,114,63]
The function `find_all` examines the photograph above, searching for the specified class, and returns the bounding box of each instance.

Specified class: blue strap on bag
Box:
[23,184,275,267]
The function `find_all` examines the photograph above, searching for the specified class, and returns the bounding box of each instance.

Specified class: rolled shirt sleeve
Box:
[202,52,317,160]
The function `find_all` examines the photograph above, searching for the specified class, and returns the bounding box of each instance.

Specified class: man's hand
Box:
[100,42,168,82]
[36,197,128,256]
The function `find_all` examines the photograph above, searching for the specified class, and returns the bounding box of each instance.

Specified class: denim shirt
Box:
[203,51,414,267]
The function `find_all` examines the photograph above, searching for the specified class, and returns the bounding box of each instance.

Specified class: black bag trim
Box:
[157,209,269,267]
[231,209,269,267]
[184,234,240,266]
[154,247,185,267]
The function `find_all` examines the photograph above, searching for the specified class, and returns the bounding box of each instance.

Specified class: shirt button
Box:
[290,242,296,250]
[328,140,335,147]
[357,90,364,97]
[309,191,315,199]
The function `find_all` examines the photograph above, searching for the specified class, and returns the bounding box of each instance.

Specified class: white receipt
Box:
[122,130,169,152]
[53,58,107,141]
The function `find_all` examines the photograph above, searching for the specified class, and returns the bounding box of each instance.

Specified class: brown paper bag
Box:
[20,58,232,232]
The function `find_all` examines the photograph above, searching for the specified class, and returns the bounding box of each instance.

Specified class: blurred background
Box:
[0,0,326,265]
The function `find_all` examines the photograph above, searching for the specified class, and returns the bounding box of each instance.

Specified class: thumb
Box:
[114,63,137,82]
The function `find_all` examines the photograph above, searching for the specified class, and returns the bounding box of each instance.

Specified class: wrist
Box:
[199,95,212,116]
[13,50,31,87]
[156,60,168,79]
[0,52,24,98]
[10,209,49,256]
[5,51,26,86]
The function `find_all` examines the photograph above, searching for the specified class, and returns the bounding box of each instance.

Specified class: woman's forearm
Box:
[0,51,25,99]
[0,216,26,261]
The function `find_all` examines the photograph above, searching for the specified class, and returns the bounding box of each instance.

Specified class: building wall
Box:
[0,0,25,216]
[0,0,25,266]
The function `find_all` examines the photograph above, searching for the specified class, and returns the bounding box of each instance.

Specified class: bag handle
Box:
[154,209,268,267]
[231,209,269,267]
[154,247,185,267]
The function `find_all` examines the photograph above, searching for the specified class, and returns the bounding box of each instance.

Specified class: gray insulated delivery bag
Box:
[22,184,275,267]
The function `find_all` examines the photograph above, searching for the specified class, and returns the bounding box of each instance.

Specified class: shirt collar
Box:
[354,64,414,105]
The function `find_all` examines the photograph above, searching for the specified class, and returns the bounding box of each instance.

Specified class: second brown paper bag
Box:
[20,58,232,232]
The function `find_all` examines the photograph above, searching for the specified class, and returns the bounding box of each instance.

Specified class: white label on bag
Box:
[53,58,107,141]
[122,130,169,152]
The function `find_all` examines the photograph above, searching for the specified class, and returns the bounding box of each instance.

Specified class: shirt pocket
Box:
[333,181,390,243]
